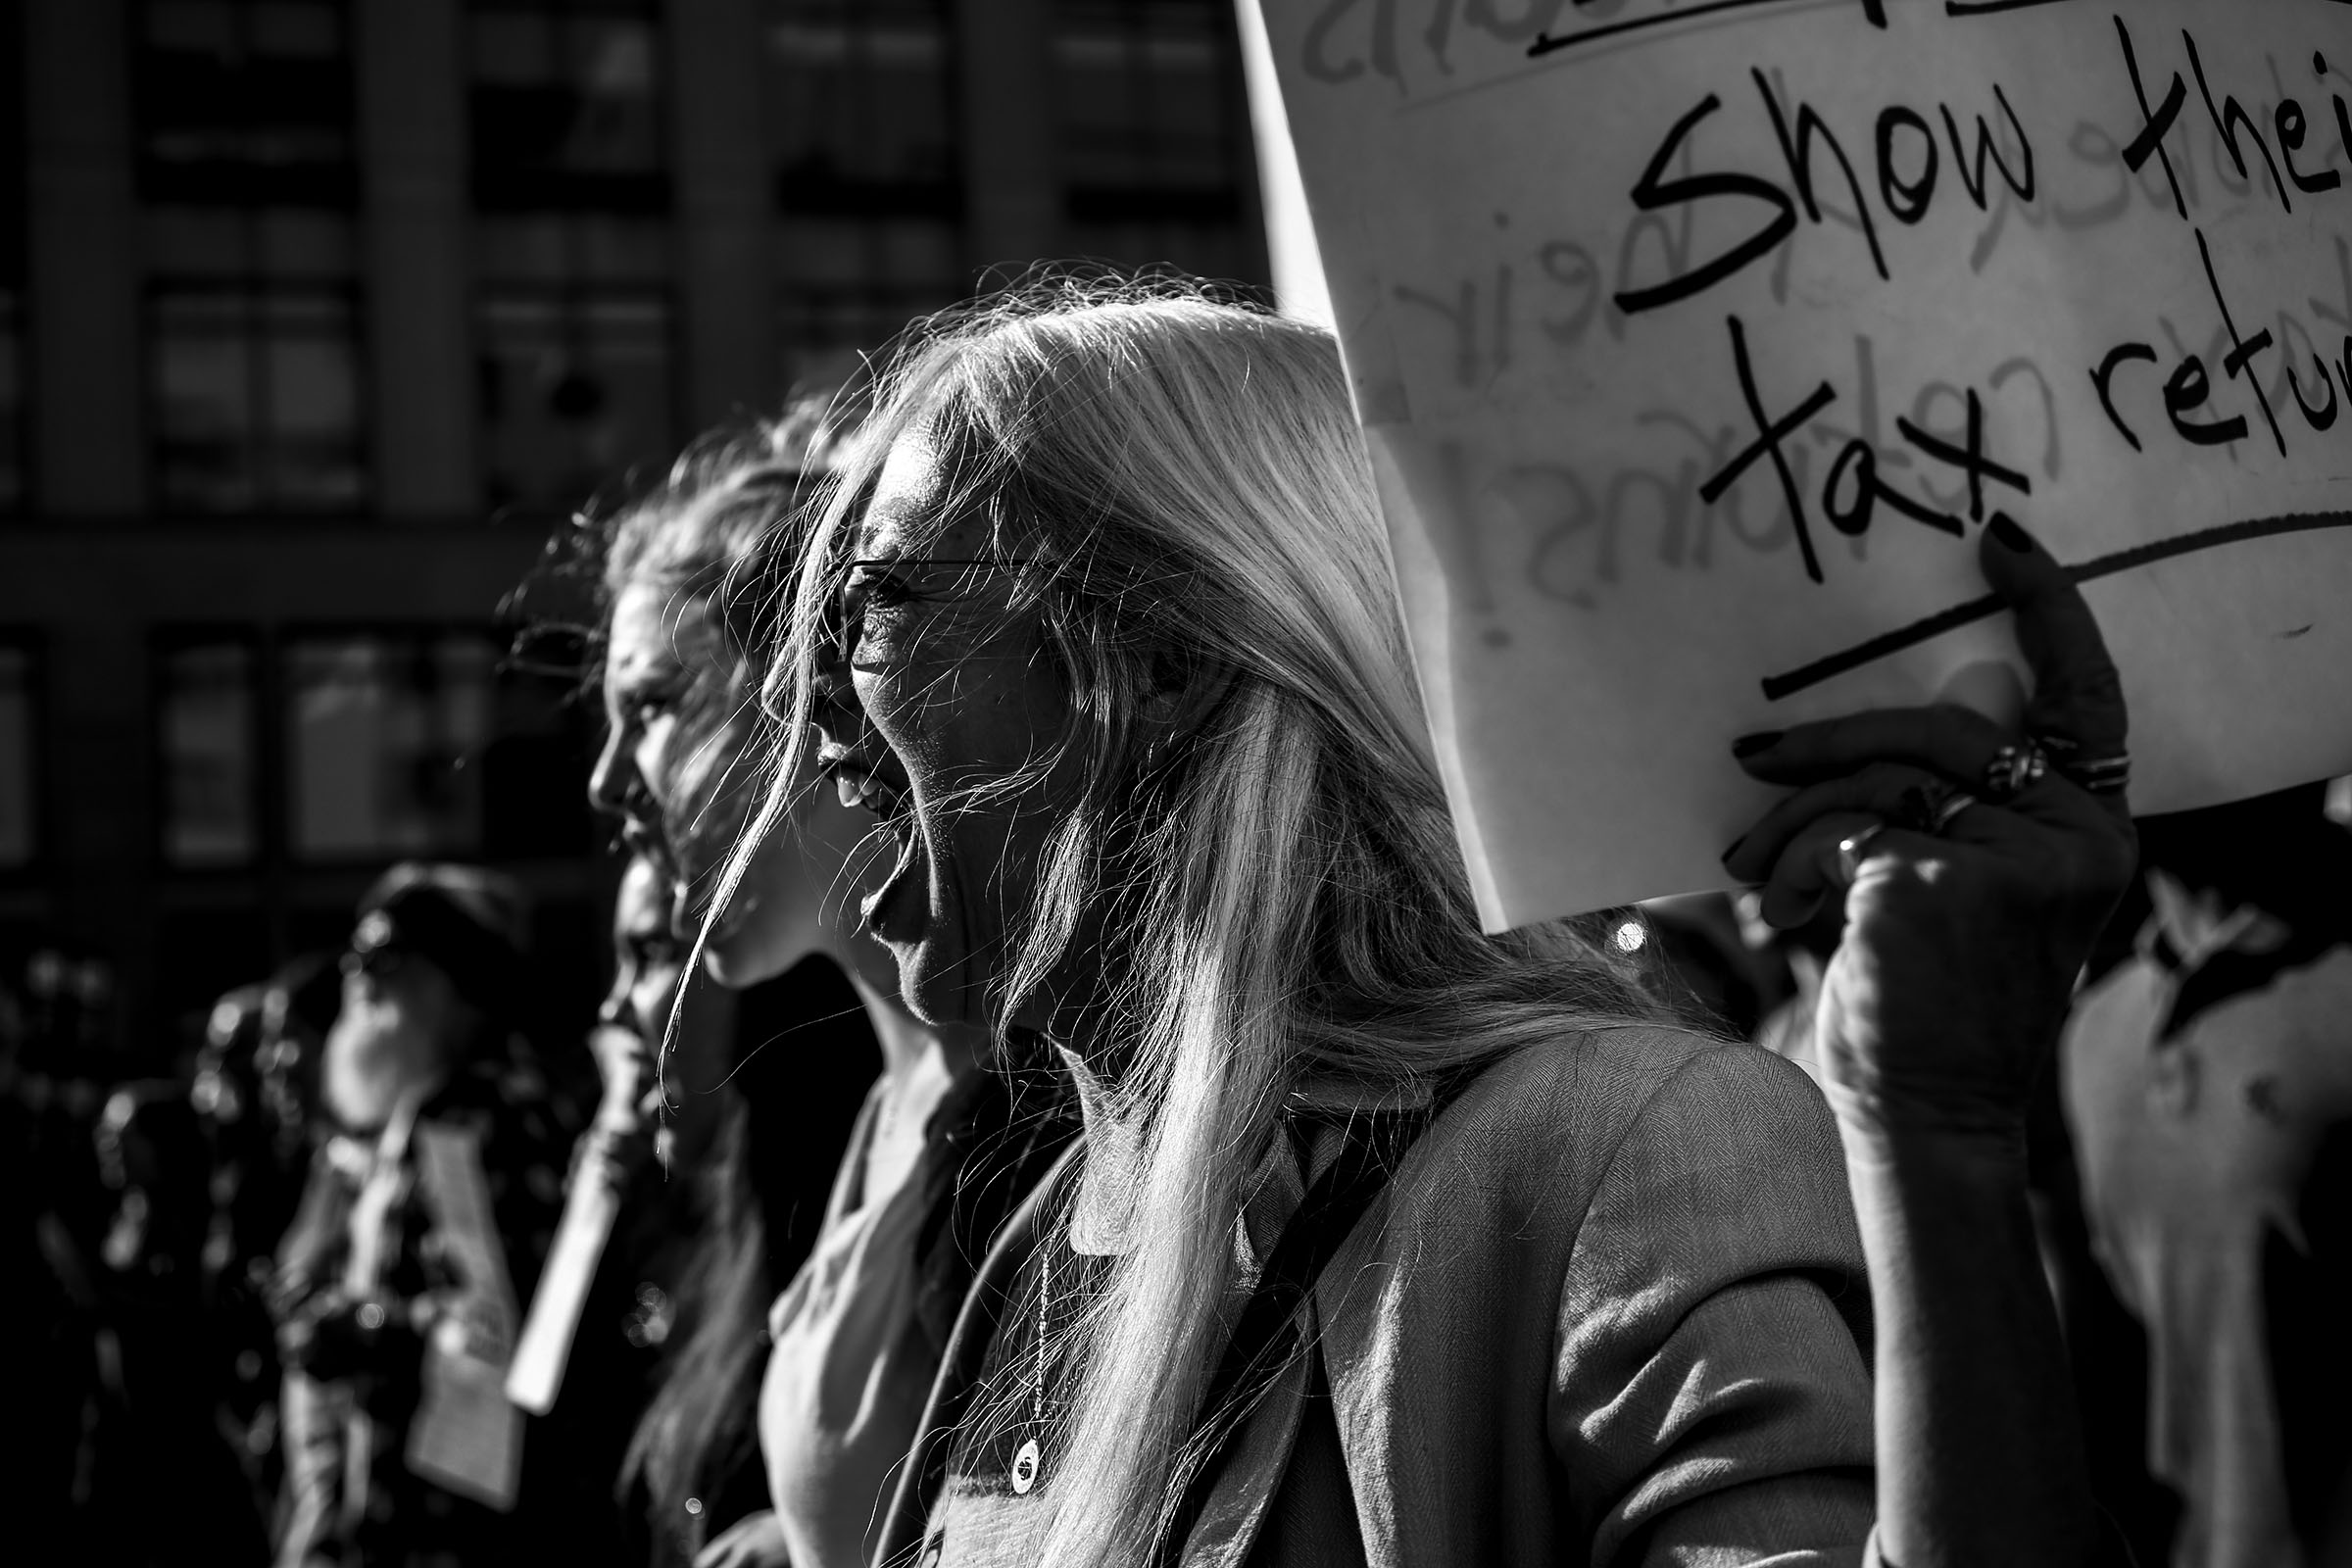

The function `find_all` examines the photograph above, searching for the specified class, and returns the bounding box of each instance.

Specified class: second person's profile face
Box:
[590,578,873,989]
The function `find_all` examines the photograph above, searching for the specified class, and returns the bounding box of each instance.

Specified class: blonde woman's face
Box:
[811,430,1079,1031]
[591,582,872,989]
[589,583,706,858]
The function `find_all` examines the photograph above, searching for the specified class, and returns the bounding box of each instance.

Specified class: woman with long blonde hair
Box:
[742,280,2134,1566]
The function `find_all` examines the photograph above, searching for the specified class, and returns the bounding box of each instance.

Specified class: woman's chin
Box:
[894,940,994,1030]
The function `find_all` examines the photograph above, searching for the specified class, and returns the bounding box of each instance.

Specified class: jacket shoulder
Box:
[1380,1023,1848,1272]
[1433,1022,1824,1156]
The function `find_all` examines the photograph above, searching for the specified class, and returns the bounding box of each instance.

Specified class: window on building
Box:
[1053,0,1256,278]
[135,0,357,206]
[766,0,958,217]
[765,1,963,395]
[478,289,673,514]
[0,640,36,869]
[469,0,667,212]
[285,632,497,861]
[775,282,939,392]
[0,290,22,514]
[157,637,258,868]
[150,283,366,513]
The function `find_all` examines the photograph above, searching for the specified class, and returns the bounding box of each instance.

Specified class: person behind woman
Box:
[587,410,1073,1568]
[747,280,2139,1566]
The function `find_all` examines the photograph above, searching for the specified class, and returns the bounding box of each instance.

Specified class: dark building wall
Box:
[1,0,1269,1060]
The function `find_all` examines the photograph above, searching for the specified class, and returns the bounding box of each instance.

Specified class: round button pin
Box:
[1010,1438,1042,1495]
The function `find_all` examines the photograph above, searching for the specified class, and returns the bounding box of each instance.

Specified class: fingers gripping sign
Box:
[1981,514,2133,821]
[1726,521,2138,1139]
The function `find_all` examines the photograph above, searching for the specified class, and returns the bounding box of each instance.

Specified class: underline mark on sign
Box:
[1757,511,2352,702]
[1528,0,2076,59]
[1941,0,2075,16]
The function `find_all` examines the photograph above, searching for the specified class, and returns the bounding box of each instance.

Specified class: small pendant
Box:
[1010,1437,1042,1495]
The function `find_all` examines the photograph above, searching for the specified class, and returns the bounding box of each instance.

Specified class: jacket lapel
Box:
[1175,1294,1318,1568]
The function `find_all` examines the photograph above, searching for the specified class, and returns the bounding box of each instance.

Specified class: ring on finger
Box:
[1982,741,2050,802]
[1927,787,1978,833]
[1893,778,1977,836]
[2037,733,2132,796]
[1837,821,1887,882]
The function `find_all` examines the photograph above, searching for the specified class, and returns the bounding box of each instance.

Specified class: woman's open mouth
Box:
[818,743,926,941]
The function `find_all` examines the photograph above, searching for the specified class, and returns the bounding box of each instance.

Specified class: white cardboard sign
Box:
[1266,0,2352,929]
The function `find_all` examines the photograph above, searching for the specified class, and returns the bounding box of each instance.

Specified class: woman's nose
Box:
[808,652,864,748]
[588,723,638,819]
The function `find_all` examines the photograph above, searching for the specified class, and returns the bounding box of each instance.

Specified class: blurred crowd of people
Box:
[6,281,2350,1568]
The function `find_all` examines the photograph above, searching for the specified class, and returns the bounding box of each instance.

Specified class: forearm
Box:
[1841,1124,2095,1568]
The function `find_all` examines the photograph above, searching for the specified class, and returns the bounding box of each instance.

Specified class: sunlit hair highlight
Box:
[732,275,1657,1565]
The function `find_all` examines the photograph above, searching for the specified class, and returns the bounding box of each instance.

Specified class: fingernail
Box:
[1720,834,1747,870]
[1988,512,2034,554]
[1731,731,1783,759]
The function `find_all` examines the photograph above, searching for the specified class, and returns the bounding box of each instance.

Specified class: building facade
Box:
[0,0,1269,1055]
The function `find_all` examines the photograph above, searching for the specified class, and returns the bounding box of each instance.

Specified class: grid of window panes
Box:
[134,0,357,206]
[157,637,259,867]
[775,283,940,391]
[138,2,367,514]
[767,0,958,217]
[285,632,498,861]
[150,281,367,512]
[0,641,35,869]
[471,0,676,511]
[766,0,964,396]
[1052,0,1253,278]
[469,0,668,212]
[477,289,675,514]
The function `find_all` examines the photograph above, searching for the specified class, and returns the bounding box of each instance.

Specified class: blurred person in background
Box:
[72,1079,274,1564]
[195,956,346,1532]
[0,970,55,1550]
[2058,782,2352,1568]
[519,852,723,1568]
[257,956,340,1164]
[582,407,1074,1568]
[7,945,126,1559]
[269,864,565,1568]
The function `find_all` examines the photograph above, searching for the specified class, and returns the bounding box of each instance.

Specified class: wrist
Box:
[1824,1076,2029,1169]
[1830,1092,2029,1188]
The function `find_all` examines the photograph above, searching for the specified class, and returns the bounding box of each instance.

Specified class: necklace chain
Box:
[1009,1234,1052,1495]
[1032,1235,1051,1428]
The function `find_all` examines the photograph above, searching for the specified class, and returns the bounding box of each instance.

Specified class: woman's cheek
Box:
[858,679,934,773]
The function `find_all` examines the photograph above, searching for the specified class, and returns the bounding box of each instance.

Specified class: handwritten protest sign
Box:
[1263,0,2352,930]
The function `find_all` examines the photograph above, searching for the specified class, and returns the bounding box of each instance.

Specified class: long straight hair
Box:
[731,278,1657,1566]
